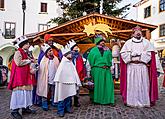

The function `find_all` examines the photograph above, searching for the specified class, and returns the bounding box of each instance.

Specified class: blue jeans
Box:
[57,96,72,115]
[42,84,55,110]
[32,86,42,106]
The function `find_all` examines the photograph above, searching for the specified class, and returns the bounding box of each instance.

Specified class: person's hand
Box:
[131,52,137,57]
[130,60,147,65]
[131,52,141,57]
[110,66,114,74]
[26,59,31,64]
[30,59,36,63]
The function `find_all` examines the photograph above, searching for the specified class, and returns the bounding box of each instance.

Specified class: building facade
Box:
[134,0,165,50]
[0,0,59,66]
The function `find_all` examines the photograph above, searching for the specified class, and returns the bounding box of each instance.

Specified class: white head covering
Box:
[41,43,51,53]
[68,39,77,49]
[61,44,70,55]
[16,36,28,45]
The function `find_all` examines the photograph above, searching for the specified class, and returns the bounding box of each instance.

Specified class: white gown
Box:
[120,37,154,107]
[54,56,81,102]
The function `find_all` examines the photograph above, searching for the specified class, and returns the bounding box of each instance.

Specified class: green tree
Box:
[48,0,130,25]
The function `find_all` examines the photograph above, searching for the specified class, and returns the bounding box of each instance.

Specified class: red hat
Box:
[44,34,53,42]
[132,26,142,32]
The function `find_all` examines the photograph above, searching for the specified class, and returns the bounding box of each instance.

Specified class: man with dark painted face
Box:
[44,34,63,61]
[120,26,158,107]
[68,40,86,107]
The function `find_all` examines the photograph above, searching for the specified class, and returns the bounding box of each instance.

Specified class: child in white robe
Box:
[54,45,81,117]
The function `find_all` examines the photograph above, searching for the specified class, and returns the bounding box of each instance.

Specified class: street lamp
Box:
[22,0,26,35]
[100,0,103,14]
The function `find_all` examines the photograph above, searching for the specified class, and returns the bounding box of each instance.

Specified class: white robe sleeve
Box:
[111,59,115,74]
[121,52,131,64]
[140,51,151,64]
[86,60,91,78]
[120,40,132,64]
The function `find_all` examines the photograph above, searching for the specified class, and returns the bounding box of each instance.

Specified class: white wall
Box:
[0,0,60,65]
[0,0,59,39]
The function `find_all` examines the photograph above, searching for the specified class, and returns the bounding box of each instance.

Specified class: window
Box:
[41,3,47,12]
[5,22,16,39]
[0,0,4,9]
[160,0,165,12]
[38,24,49,32]
[144,6,151,18]
[160,24,165,37]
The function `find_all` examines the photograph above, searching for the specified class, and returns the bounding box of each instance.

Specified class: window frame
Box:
[4,22,16,39]
[0,0,4,10]
[160,24,165,37]
[159,0,165,12]
[144,5,151,18]
[38,24,50,32]
[40,2,47,13]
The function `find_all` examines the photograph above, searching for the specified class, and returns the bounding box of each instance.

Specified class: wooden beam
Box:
[112,29,148,33]
[94,13,157,29]
[49,29,148,37]
[33,36,40,42]
[74,35,88,41]
[33,28,148,44]
[108,34,128,40]
[51,33,86,36]
[76,35,95,43]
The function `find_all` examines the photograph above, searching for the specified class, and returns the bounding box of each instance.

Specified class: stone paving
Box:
[1,76,165,119]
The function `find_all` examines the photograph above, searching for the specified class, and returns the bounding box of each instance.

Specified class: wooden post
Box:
[145,29,151,40]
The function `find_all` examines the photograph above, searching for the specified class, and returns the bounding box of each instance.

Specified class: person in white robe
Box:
[120,26,158,107]
[8,36,36,119]
[54,45,81,117]
[36,44,59,111]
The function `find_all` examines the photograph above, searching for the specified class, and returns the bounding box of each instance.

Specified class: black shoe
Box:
[22,108,36,114]
[74,96,80,107]
[58,113,64,117]
[42,107,48,111]
[65,109,73,114]
[11,112,22,119]
[110,103,116,107]
[74,103,81,107]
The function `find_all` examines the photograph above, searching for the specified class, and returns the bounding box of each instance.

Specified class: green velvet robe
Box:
[87,46,114,104]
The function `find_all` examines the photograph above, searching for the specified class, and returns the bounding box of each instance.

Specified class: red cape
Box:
[76,55,86,81]
[8,48,33,90]
[120,52,158,105]
[163,70,165,87]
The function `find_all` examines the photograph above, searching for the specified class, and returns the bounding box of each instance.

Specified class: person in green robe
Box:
[86,35,114,105]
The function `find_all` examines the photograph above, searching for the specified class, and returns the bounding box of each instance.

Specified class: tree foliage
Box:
[48,0,131,25]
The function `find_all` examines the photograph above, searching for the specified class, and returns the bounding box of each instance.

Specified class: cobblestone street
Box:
[1,77,165,119]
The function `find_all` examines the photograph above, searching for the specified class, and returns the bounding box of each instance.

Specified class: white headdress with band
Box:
[61,44,70,55]
[68,39,77,49]
[41,43,51,53]
[16,36,28,45]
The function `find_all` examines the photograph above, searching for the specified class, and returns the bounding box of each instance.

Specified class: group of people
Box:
[8,34,86,119]
[7,26,160,119]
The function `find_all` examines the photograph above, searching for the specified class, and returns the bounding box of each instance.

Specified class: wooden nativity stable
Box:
[31,13,157,54]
